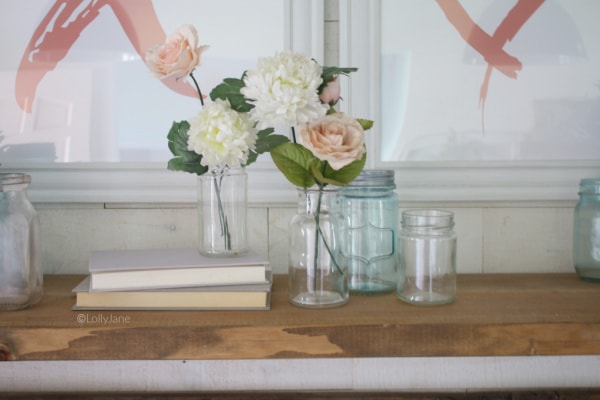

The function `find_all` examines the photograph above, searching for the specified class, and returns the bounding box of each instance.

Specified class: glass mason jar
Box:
[573,178,600,282]
[288,187,348,308]
[0,173,43,310]
[338,170,398,294]
[197,168,248,257]
[397,209,456,306]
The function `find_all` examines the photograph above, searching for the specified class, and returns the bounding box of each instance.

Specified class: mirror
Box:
[0,0,286,164]
[339,0,599,202]
[0,0,323,203]
[379,0,600,163]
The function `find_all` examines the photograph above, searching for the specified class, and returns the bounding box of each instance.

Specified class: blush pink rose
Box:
[145,24,208,80]
[319,78,341,106]
[298,112,365,170]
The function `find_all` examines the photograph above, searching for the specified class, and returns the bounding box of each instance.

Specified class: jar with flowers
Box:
[240,51,373,307]
[144,25,287,257]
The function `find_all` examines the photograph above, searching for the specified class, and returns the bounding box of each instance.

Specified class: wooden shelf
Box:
[1,273,599,361]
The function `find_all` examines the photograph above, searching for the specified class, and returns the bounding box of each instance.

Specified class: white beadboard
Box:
[37,202,576,275]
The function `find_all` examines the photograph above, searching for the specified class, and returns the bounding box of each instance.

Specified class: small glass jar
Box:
[0,173,43,310]
[338,170,398,294]
[288,187,348,308]
[397,209,456,306]
[573,178,600,282]
[197,168,248,257]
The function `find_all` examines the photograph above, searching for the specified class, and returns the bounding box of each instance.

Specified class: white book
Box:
[88,248,270,291]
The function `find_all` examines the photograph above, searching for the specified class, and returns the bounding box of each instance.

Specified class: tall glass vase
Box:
[288,187,348,308]
[197,168,248,257]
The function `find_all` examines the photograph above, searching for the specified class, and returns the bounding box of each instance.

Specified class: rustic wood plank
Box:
[0,274,599,360]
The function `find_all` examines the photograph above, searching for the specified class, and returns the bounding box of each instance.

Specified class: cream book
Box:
[73,277,271,310]
[88,248,271,291]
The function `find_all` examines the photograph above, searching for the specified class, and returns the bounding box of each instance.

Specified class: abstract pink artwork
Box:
[15,0,196,114]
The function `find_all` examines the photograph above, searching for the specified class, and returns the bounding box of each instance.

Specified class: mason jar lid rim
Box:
[348,169,395,187]
[0,173,31,186]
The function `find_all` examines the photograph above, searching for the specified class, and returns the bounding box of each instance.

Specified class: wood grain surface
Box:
[1,274,599,361]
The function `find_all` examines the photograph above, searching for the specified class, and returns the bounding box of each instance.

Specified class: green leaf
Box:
[319,66,359,93]
[311,161,344,187]
[357,118,374,131]
[167,157,209,175]
[321,66,358,82]
[318,152,367,187]
[245,129,289,166]
[209,77,253,113]
[270,142,317,188]
[166,120,208,175]
[256,131,289,153]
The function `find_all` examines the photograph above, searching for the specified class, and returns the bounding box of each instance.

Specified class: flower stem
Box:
[189,72,204,107]
[213,172,231,250]
[311,186,343,291]
[312,188,322,290]
[291,126,297,144]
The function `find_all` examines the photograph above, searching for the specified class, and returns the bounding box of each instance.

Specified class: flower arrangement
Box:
[145,24,373,263]
[144,24,286,175]
[241,51,373,189]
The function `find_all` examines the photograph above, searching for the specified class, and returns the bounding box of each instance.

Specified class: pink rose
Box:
[145,24,208,80]
[298,112,365,170]
[319,78,341,106]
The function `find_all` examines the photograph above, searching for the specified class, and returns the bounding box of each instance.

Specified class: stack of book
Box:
[72,248,272,310]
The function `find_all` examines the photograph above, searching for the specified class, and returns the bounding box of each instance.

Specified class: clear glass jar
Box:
[338,170,398,294]
[197,168,248,257]
[0,173,43,310]
[288,187,348,308]
[397,209,456,306]
[573,178,600,282]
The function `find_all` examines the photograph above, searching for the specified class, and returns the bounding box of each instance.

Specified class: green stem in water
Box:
[189,72,204,107]
[312,187,322,291]
[311,186,343,291]
[213,172,231,250]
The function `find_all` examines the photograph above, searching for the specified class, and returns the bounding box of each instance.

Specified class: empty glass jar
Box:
[573,178,600,282]
[0,173,43,310]
[397,209,456,306]
[338,170,398,294]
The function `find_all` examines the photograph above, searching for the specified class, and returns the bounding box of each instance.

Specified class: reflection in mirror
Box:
[380,0,600,162]
[0,0,285,163]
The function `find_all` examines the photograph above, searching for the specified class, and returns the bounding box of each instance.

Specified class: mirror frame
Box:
[339,0,599,202]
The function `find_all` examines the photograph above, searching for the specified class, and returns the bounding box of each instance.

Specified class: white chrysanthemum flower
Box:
[241,51,328,129]
[187,99,257,170]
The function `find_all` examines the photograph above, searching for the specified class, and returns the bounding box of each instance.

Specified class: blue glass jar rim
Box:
[0,173,31,191]
[579,178,600,194]
[347,170,395,188]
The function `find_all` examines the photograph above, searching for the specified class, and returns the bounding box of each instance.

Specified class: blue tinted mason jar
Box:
[573,178,600,282]
[338,170,398,294]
